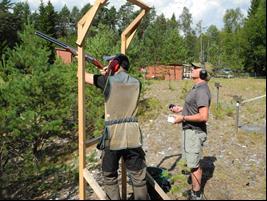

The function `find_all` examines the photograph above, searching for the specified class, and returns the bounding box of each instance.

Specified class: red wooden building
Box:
[55,48,73,64]
[144,64,184,80]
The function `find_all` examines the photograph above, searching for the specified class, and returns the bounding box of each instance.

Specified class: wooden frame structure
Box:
[76,0,170,200]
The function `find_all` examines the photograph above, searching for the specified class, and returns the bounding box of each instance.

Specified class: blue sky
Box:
[10,0,251,29]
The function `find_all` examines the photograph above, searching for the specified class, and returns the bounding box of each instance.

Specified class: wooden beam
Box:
[120,1,151,197]
[76,0,107,46]
[83,168,109,200]
[146,172,171,200]
[77,39,86,200]
[126,28,137,50]
[122,9,146,38]
[121,9,146,53]
[127,0,150,10]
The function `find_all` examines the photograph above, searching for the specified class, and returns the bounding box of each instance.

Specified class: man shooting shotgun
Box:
[35,31,104,70]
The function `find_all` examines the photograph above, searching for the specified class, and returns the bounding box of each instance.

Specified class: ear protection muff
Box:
[108,59,120,75]
[200,69,208,80]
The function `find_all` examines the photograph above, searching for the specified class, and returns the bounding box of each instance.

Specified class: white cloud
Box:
[11,0,250,29]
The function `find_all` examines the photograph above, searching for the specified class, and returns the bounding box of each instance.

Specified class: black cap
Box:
[103,53,130,71]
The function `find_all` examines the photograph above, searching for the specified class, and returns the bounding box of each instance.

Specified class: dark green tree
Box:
[0,0,21,60]
[80,3,92,17]
[70,5,81,27]
[37,0,57,36]
[13,1,31,25]
[0,23,77,197]
[179,7,196,62]
[93,6,118,31]
[161,28,187,64]
[206,25,221,66]
[241,0,266,75]
[117,2,136,35]
[140,14,167,65]
[36,0,58,64]
[136,6,156,39]
[247,0,260,17]
[220,9,245,70]
[58,4,71,37]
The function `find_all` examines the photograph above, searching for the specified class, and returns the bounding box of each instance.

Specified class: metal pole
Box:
[233,95,242,133]
[236,101,240,133]
[216,87,219,109]
[215,82,222,109]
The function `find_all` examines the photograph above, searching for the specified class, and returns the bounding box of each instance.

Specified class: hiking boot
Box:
[188,190,203,200]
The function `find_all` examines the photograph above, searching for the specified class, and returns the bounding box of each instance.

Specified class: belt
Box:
[105,117,138,126]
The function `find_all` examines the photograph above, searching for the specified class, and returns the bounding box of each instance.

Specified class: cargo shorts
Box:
[182,129,207,169]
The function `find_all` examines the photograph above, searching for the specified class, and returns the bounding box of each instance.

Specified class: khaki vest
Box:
[103,71,142,150]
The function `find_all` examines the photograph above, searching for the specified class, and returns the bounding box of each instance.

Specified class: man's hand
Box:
[100,66,108,75]
[169,105,183,113]
[174,114,184,124]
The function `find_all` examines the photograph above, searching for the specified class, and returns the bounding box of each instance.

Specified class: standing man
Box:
[169,62,211,200]
[84,53,149,200]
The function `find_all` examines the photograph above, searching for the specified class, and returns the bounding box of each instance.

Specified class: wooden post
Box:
[77,42,86,200]
[77,0,152,200]
[120,2,150,199]
[77,0,107,200]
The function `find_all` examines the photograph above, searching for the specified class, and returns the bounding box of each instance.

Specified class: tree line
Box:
[0,0,266,199]
[0,0,266,74]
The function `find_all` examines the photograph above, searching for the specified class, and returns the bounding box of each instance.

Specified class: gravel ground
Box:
[54,79,266,200]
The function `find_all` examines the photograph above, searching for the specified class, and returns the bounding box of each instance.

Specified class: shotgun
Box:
[35,31,104,69]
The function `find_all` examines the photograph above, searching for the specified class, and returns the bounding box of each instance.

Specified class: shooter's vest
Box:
[99,71,142,150]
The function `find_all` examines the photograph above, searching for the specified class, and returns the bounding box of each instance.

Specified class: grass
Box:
[137,97,162,122]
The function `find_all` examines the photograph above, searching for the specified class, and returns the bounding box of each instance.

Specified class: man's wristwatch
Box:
[182,116,186,122]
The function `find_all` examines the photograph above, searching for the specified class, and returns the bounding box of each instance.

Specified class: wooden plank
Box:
[127,0,150,10]
[83,168,109,200]
[146,172,171,200]
[78,0,107,26]
[77,33,86,199]
[126,29,137,50]
[76,0,107,45]
[122,9,146,38]
[121,9,146,53]
[121,35,126,54]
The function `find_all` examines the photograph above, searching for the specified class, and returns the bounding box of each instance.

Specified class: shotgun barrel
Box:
[35,31,104,69]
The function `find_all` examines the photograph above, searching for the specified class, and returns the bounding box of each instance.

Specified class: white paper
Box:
[167,116,175,123]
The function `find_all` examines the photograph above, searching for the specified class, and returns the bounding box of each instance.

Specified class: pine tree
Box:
[0,0,21,59]
[36,0,58,63]
[0,23,77,191]
[241,0,266,75]
[58,4,71,37]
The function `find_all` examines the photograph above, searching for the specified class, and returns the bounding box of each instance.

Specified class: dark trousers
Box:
[102,147,149,200]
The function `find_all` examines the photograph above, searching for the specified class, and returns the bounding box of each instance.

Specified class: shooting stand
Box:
[77,0,170,200]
